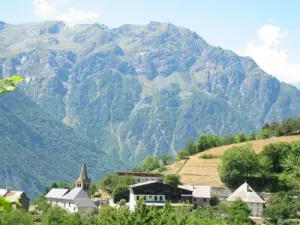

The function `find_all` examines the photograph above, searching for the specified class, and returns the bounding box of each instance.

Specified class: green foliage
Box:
[112,185,129,203]
[218,146,259,186]
[222,135,236,145]
[199,153,219,159]
[260,142,290,173]
[0,75,23,94]
[197,135,221,152]
[176,150,189,160]
[0,91,119,198]
[99,174,134,194]
[0,209,33,225]
[164,174,181,186]
[210,195,220,206]
[263,189,300,224]
[160,154,174,166]
[98,199,229,224]
[140,155,160,172]
[228,199,251,225]
[247,131,256,141]
[235,132,247,143]
[0,197,12,213]
[119,199,126,206]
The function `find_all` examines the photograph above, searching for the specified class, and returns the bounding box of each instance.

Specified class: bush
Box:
[164,174,181,186]
[119,199,127,206]
[199,153,219,159]
[112,185,129,203]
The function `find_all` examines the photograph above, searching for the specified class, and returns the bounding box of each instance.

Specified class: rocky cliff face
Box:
[1,21,300,165]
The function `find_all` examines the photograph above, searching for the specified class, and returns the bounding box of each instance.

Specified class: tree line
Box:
[177,117,300,160]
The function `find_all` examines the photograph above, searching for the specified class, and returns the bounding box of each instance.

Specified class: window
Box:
[74,207,76,212]
[154,196,157,201]
[69,202,70,207]
[137,196,139,200]
[137,179,140,182]
[160,196,163,201]
[203,198,206,201]
[149,196,152,198]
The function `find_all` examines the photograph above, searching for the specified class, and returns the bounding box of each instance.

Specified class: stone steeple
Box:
[75,163,91,197]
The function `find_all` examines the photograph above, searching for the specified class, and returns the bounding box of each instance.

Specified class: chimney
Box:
[6,186,11,192]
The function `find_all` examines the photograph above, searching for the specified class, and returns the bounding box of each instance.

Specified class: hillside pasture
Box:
[165,135,300,186]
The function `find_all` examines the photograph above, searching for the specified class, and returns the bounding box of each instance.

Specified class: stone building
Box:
[75,163,92,197]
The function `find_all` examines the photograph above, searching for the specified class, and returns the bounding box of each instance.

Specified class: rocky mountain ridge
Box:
[1,20,300,166]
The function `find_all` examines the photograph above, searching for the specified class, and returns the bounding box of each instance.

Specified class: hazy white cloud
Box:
[33,0,99,23]
[56,8,99,23]
[238,24,300,84]
[34,0,55,18]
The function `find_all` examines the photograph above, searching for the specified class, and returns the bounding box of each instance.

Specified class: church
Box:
[45,163,96,213]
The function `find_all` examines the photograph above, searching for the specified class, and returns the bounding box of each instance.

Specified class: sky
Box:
[1,0,300,84]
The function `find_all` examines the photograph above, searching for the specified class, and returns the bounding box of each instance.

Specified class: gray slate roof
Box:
[62,187,96,208]
[179,185,211,198]
[227,182,265,203]
[61,187,88,200]
[45,188,69,199]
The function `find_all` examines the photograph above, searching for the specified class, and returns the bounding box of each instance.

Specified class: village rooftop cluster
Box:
[1,163,265,217]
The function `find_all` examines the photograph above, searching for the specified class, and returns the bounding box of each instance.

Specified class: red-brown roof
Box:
[5,191,17,197]
[116,171,163,177]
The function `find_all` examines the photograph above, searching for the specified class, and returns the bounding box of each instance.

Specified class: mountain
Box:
[0,90,123,198]
[1,21,300,185]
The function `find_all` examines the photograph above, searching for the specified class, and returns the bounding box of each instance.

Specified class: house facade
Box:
[128,181,193,210]
[227,182,265,217]
[116,171,164,183]
[179,185,211,206]
[0,188,30,211]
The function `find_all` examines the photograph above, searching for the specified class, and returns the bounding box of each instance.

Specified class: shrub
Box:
[199,153,219,159]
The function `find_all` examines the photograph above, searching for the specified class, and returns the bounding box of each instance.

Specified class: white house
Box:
[45,187,96,213]
[116,171,164,183]
[179,185,211,206]
[128,181,193,211]
[227,182,265,217]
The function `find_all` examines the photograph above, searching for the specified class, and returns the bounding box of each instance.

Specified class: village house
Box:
[128,181,193,210]
[0,188,30,211]
[227,182,265,217]
[116,171,164,183]
[179,185,211,206]
[45,163,96,213]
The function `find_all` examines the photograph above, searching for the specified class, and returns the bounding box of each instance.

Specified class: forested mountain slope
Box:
[0,90,123,198]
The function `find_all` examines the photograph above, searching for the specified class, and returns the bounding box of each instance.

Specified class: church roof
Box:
[62,187,95,208]
[76,163,90,182]
[61,187,89,200]
[227,182,265,203]
[45,188,69,199]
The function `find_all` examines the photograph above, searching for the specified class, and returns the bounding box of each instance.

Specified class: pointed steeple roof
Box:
[227,182,265,203]
[77,163,90,182]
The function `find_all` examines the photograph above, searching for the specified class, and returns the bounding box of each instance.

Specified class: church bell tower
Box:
[75,163,92,197]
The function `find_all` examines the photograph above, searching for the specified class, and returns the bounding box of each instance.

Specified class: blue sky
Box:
[1,0,300,83]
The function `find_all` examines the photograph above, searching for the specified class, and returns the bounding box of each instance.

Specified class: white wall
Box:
[47,199,95,213]
[129,192,165,211]
[248,202,264,217]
